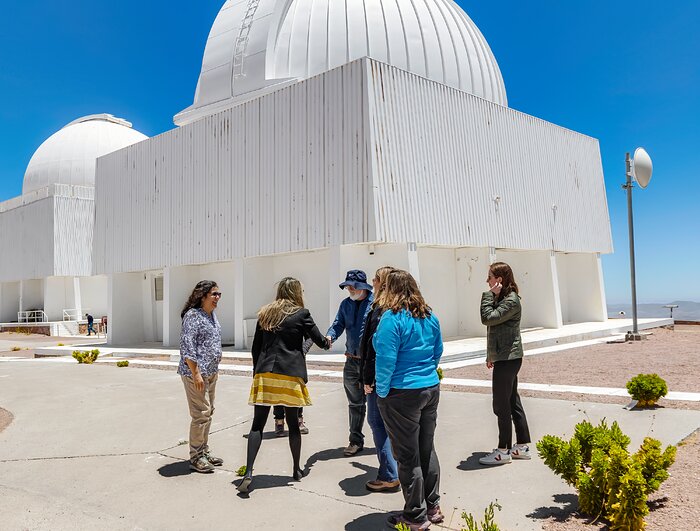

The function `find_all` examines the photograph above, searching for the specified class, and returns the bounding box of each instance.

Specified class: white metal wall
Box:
[94,60,372,274]
[365,60,613,254]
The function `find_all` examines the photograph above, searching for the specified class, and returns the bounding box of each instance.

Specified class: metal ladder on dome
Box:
[232,0,262,79]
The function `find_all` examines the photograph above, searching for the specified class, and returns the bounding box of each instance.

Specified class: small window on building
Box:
[154,276,164,301]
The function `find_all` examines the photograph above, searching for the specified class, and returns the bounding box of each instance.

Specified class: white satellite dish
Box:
[632,147,653,189]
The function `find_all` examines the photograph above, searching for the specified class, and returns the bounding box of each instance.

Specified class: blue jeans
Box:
[366,390,398,482]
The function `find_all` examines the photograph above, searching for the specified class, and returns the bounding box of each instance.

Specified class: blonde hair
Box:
[257,277,305,331]
[371,266,398,309]
[375,269,432,318]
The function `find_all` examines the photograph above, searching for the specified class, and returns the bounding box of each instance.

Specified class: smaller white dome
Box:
[23,114,148,195]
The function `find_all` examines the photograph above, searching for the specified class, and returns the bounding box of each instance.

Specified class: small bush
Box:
[462,501,502,531]
[626,373,668,407]
[57,343,65,346]
[116,360,129,368]
[11,346,21,351]
[437,367,444,380]
[537,419,676,530]
[236,465,247,477]
[72,349,99,364]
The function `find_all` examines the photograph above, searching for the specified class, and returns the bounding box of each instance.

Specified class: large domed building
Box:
[0,115,146,326]
[2,1,615,350]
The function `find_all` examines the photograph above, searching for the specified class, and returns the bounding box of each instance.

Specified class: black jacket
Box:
[251,308,329,383]
[359,306,384,386]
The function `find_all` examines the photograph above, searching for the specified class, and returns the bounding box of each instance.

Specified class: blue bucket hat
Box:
[339,269,373,291]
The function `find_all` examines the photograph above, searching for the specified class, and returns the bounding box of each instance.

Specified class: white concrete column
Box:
[556,252,608,323]
[73,277,83,318]
[0,282,21,323]
[108,273,145,345]
[163,266,200,348]
[328,245,342,329]
[19,280,24,318]
[233,258,245,348]
[407,242,421,285]
[42,277,66,322]
[593,253,608,322]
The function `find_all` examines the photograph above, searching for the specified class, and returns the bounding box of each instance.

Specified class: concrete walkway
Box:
[1,360,698,530]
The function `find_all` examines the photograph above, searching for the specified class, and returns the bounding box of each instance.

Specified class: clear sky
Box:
[0,1,698,304]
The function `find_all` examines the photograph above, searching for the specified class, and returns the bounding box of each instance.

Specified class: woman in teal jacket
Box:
[374,269,444,530]
[478,262,531,466]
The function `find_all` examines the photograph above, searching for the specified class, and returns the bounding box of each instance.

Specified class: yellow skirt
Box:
[248,372,312,407]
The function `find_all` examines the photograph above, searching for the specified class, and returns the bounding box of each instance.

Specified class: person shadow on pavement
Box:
[345,511,392,531]
[338,462,376,497]
[157,461,192,477]
[233,474,300,498]
[457,451,490,471]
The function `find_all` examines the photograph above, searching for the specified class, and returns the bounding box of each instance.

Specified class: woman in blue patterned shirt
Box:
[178,280,223,473]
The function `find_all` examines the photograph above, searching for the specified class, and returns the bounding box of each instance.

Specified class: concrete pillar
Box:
[407,242,421,285]
[108,273,145,345]
[556,252,608,323]
[233,258,245,348]
[496,250,563,329]
[163,266,201,348]
[328,245,344,353]
[73,277,83,318]
[0,282,21,323]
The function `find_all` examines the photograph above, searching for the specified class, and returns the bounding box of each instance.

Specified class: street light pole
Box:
[623,152,642,340]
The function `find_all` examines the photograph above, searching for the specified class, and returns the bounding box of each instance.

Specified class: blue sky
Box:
[0,1,698,304]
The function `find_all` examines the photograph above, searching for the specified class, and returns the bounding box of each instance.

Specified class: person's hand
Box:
[193,372,205,392]
[489,282,502,296]
[364,384,373,395]
[325,335,333,346]
[486,361,494,369]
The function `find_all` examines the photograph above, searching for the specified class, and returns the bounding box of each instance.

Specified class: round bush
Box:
[626,373,668,407]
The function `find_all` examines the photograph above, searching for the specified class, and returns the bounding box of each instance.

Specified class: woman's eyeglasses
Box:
[210,292,222,298]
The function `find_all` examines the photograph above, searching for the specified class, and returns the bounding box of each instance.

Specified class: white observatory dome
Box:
[175,0,507,125]
[23,114,148,195]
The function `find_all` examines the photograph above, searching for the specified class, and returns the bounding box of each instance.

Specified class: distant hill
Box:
[607,300,700,321]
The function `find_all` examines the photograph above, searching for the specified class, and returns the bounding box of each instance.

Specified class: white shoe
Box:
[479,449,511,466]
[510,443,531,460]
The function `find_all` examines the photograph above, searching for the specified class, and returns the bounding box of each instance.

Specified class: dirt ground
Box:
[0,408,13,433]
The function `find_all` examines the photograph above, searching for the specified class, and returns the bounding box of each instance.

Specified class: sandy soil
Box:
[0,407,13,433]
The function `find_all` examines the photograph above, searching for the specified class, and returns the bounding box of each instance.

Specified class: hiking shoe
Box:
[298,417,309,435]
[479,449,511,466]
[343,443,363,457]
[427,505,445,524]
[366,479,400,492]
[189,456,215,473]
[203,451,224,466]
[510,444,531,460]
[386,513,430,530]
[275,419,285,437]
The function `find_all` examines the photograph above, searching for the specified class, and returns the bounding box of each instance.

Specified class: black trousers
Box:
[492,357,531,449]
[378,385,440,523]
[273,406,303,420]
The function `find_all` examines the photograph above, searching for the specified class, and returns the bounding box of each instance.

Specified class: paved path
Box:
[1,360,699,530]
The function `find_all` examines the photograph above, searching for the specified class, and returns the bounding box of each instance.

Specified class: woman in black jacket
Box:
[359,266,400,492]
[237,277,330,493]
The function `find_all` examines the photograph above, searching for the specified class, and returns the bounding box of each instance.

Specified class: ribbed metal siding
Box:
[366,60,613,253]
[94,60,371,275]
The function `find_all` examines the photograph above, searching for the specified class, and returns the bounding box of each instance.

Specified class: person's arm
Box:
[359,309,375,391]
[303,311,331,350]
[251,322,263,371]
[480,292,519,326]
[326,301,347,344]
[373,312,400,398]
[432,315,444,368]
[181,313,204,392]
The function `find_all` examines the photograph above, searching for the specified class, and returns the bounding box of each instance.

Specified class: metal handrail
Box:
[63,308,81,321]
[18,310,47,323]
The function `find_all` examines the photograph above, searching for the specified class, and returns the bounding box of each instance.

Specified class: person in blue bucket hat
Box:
[327,269,374,456]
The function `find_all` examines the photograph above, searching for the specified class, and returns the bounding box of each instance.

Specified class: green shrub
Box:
[116,360,129,368]
[626,374,668,407]
[57,343,65,346]
[462,501,502,531]
[394,524,410,531]
[72,349,100,364]
[437,367,444,380]
[236,465,247,477]
[11,346,21,351]
[537,419,676,530]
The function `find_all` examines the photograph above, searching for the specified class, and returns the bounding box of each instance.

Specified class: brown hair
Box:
[371,266,398,309]
[258,277,305,331]
[490,262,519,301]
[181,280,218,319]
[375,269,431,318]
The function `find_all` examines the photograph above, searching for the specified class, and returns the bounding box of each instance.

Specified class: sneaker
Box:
[427,506,445,524]
[510,443,531,460]
[386,513,431,530]
[236,475,252,493]
[343,443,363,457]
[275,419,285,437]
[298,417,309,435]
[478,449,511,466]
[203,451,224,466]
[366,479,400,492]
[189,456,215,473]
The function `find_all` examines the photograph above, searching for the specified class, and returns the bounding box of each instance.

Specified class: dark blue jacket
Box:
[327,293,373,355]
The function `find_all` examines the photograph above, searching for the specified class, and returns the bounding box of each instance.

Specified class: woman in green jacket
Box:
[478,262,531,466]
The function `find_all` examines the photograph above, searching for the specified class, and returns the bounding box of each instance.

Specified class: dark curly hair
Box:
[181,280,218,319]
